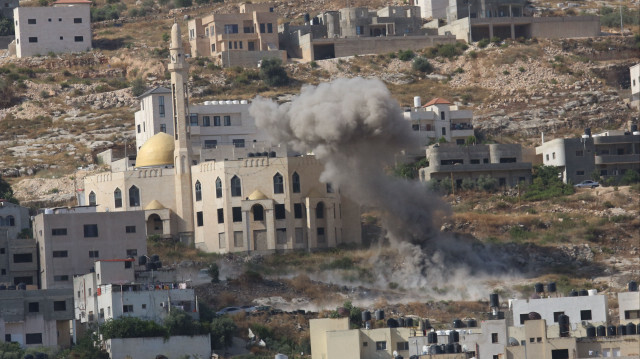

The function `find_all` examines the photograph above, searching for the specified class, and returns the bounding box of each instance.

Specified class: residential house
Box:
[404,97,475,148]
[188,3,286,67]
[413,0,448,20]
[12,0,91,58]
[618,282,639,325]
[510,291,608,328]
[631,63,639,109]
[0,200,37,287]
[0,0,18,19]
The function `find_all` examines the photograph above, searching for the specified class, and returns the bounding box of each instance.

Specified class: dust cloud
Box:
[250,78,515,301]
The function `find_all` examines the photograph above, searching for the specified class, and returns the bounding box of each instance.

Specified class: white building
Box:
[403,97,474,153]
[631,63,640,109]
[13,0,91,58]
[74,260,197,325]
[33,206,148,289]
[134,88,272,163]
[618,284,639,325]
[510,292,608,327]
[415,0,448,19]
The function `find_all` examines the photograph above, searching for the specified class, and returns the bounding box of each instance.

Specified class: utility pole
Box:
[619,5,623,34]
[468,2,472,43]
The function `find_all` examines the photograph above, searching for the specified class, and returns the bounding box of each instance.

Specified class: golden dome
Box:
[135,133,175,168]
[144,200,165,210]
[248,190,268,200]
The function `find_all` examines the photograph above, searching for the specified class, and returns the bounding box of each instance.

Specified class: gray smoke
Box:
[250,77,444,244]
[250,78,515,299]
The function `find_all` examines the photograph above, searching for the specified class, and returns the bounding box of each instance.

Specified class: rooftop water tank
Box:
[588,289,598,296]
[241,100,248,104]
[414,96,421,108]
[534,283,544,293]
[233,100,239,104]
[629,281,638,292]
[547,282,557,293]
[596,325,606,337]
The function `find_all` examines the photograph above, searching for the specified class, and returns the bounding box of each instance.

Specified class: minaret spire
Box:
[168,21,194,235]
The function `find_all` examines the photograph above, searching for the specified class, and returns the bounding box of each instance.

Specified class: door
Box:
[253,230,268,251]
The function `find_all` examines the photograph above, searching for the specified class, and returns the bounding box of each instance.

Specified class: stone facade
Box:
[0,201,37,287]
[631,63,640,109]
[13,0,91,58]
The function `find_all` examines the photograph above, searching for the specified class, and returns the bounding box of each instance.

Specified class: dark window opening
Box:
[28,302,39,312]
[217,208,224,223]
[197,211,204,227]
[53,301,66,311]
[84,224,98,238]
[491,333,498,343]
[294,203,303,219]
[13,253,33,263]
[292,172,300,193]
[553,311,564,322]
[232,207,242,222]
[25,333,42,344]
[499,157,517,163]
[253,205,264,221]
[551,349,569,359]
[580,310,592,320]
[52,228,67,236]
[125,226,136,233]
[275,204,286,220]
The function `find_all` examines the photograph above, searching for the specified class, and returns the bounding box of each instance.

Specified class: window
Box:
[14,276,33,285]
[552,152,556,159]
[499,157,517,163]
[275,204,286,220]
[28,19,36,24]
[137,124,141,133]
[100,308,105,318]
[219,233,226,248]
[576,150,584,156]
[189,114,198,126]
[273,173,284,194]
[213,116,221,126]
[0,248,4,254]
[294,203,303,219]
[233,231,243,247]
[471,159,480,164]
[499,178,506,187]
[89,250,99,258]
[537,337,542,342]
[491,333,499,343]
[54,275,69,281]
[456,139,465,145]
[53,301,66,311]
[215,178,223,198]
[232,139,245,148]
[551,349,569,359]
[580,310,592,320]
[13,253,32,263]
[253,205,264,221]
[276,228,286,244]
[529,337,535,343]
[239,41,243,49]
[89,191,96,206]
[125,226,136,233]
[625,310,640,319]
[375,341,386,350]
[231,176,241,197]
[52,251,68,258]
[74,17,82,23]
[546,154,549,161]
[1,269,5,275]
[197,211,204,227]
[204,140,217,149]
[52,228,67,236]
[217,208,224,223]
[316,202,324,219]
[363,342,368,347]
[600,169,608,176]
[553,311,564,322]
[25,333,42,345]
[519,313,529,325]
[126,249,137,256]
[129,186,140,206]
[483,158,489,163]
[158,96,165,117]
[224,24,238,34]
[123,305,134,313]
[232,207,242,222]
[576,170,585,176]
[160,124,166,132]
[259,23,266,33]
[202,116,210,126]
[267,23,273,33]
[326,183,333,193]
[114,188,122,208]
[28,302,40,312]
[292,172,300,193]
[195,181,202,201]
[440,111,445,120]
[74,36,83,42]
[442,127,446,135]
[84,224,98,238]
[224,116,231,126]
[396,342,409,351]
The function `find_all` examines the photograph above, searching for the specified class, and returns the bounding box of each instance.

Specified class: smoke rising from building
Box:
[250,78,514,299]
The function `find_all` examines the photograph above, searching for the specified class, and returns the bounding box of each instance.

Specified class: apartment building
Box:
[188,2,286,67]
[535,128,640,184]
[404,97,475,149]
[510,292,608,327]
[0,287,73,348]
[631,63,640,109]
[73,260,197,325]
[0,201,37,287]
[13,0,91,58]
[419,143,533,188]
[0,0,18,19]
[619,283,640,325]
[33,206,147,289]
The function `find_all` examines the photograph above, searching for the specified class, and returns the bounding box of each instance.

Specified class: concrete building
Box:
[33,206,148,289]
[446,0,527,23]
[439,15,600,42]
[0,288,73,348]
[73,260,197,325]
[104,335,211,359]
[618,285,640,325]
[188,3,286,67]
[631,63,640,109]
[0,201,37,287]
[415,0,448,20]
[12,0,91,58]
[83,22,362,254]
[535,129,640,185]
[0,0,18,19]
[419,143,533,188]
[134,87,271,162]
[279,6,456,62]
[404,97,475,148]
[510,292,608,328]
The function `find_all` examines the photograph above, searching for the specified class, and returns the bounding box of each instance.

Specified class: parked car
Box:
[574,180,599,188]
[216,307,244,316]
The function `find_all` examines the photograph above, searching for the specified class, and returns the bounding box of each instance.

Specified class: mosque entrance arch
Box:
[147,214,163,236]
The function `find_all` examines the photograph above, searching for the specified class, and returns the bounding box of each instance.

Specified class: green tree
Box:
[343,301,362,327]
[0,78,17,110]
[130,77,147,97]
[397,49,415,61]
[619,169,640,185]
[0,15,15,36]
[207,263,220,283]
[0,175,18,204]
[412,56,433,73]
[101,317,168,339]
[65,328,110,359]
[164,309,202,336]
[523,165,574,201]
[259,58,289,87]
[210,316,237,349]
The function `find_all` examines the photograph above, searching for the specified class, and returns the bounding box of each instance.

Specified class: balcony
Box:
[594,154,640,165]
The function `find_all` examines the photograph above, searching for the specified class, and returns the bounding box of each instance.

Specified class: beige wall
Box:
[105,335,211,359]
[310,318,350,359]
[618,292,640,325]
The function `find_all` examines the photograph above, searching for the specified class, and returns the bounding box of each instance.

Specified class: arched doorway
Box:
[146,214,163,236]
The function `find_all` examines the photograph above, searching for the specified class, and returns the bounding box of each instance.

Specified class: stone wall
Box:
[220,49,287,67]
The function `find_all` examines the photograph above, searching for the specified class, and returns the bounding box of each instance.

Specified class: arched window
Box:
[6,215,15,226]
[316,202,324,219]
[195,181,202,201]
[273,173,284,194]
[252,204,264,221]
[215,177,222,198]
[129,186,140,207]
[292,172,300,193]
[89,191,96,206]
[231,176,241,197]
[0,217,4,226]
[114,188,122,208]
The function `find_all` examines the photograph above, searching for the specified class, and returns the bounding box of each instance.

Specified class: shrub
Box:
[259,58,289,87]
[468,50,477,59]
[0,15,15,36]
[477,175,498,192]
[164,309,202,336]
[397,49,415,61]
[461,178,476,191]
[523,165,574,201]
[490,36,501,44]
[477,38,490,48]
[207,263,219,283]
[210,317,237,349]
[130,77,146,97]
[412,56,433,73]
[518,66,525,72]
[0,78,17,109]
[173,0,192,8]
[101,317,168,339]
[309,61,318,68]
[502,70,510,75]
[619,169,640,185]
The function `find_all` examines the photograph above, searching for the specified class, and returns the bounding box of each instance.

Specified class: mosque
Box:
[82,22,362,253]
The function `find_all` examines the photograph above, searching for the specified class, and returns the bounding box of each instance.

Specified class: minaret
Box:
[168,21,194,234]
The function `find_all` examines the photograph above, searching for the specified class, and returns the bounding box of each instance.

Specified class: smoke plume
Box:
[250,78,514,299]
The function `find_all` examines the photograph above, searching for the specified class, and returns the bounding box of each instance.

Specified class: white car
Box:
[574,180,599,189]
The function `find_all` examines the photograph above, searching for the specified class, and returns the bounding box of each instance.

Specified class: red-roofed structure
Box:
[423,98,452,107]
